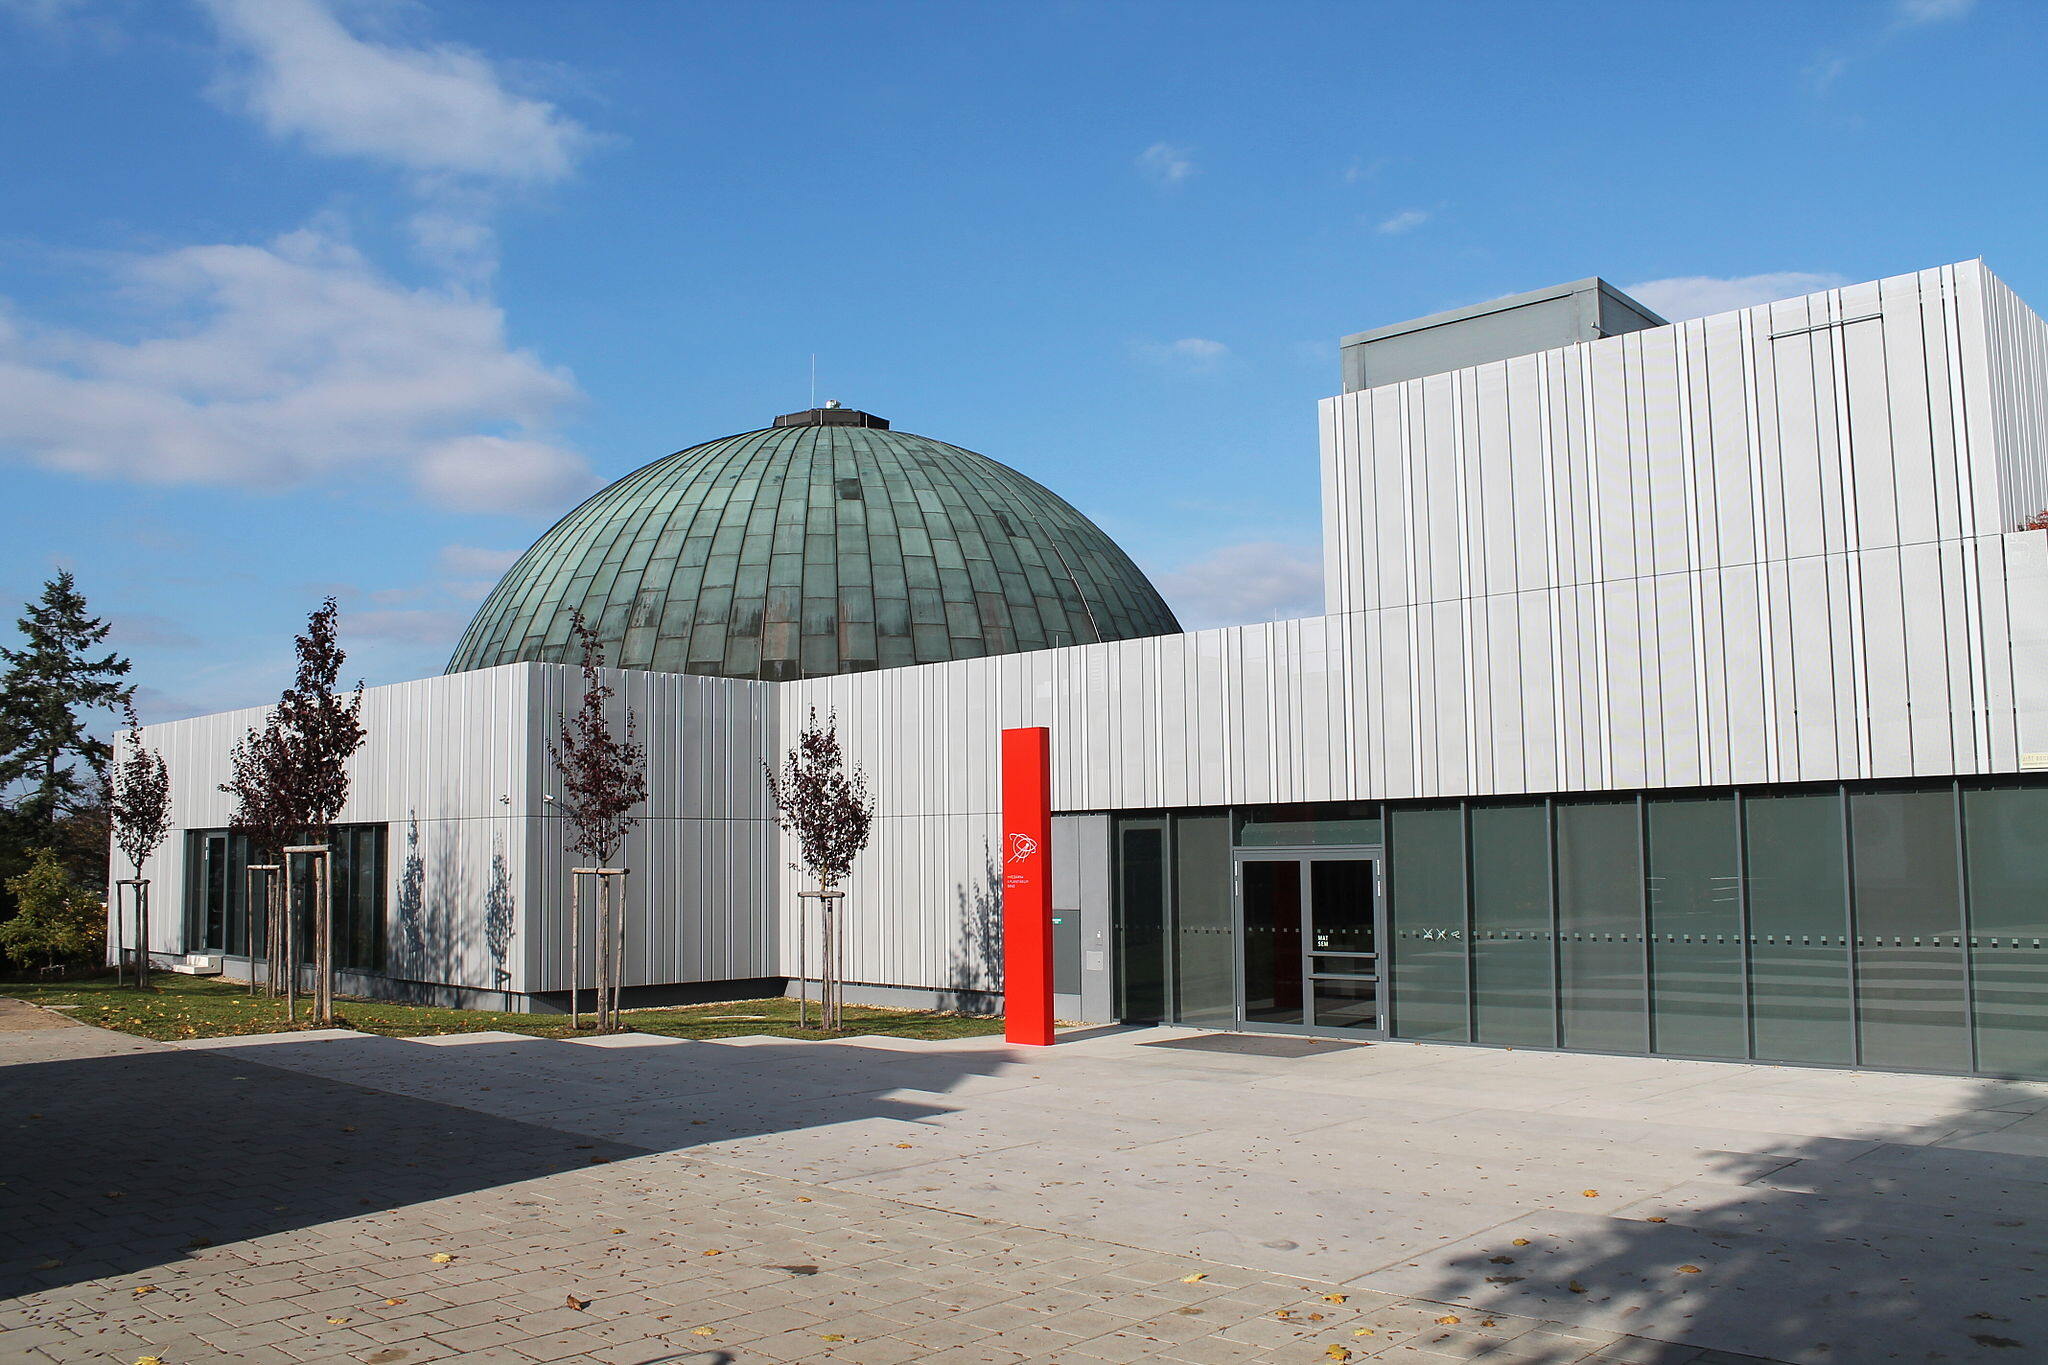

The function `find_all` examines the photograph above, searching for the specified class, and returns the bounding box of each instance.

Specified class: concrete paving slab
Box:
[19,1014,2048,1364]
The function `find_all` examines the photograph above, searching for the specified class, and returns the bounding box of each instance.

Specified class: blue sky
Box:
[1,0,2037,722]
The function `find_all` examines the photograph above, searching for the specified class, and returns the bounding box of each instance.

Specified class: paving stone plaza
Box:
[6,999,2048,1364]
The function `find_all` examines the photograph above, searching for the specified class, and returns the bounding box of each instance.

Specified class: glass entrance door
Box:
[1237,852,1383,1033]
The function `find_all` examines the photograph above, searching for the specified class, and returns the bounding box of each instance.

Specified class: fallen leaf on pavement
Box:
[1512,1238,1531,1247]
[610,1228,625,1235]
[1646,1216,1668,1223]
[383,1298,406,1307]
[702,1249,722,1256]
[132,1286,157,1295]
[566,1295,590,1311]
[1581,1190,1599,1198]
[1435,1315,1460,1325]
[1568,1280,1588,1294]
[1325,1348,1351,1362]
[430,1253,455,1263]
[691,1327,716,1336]
[1180,1273,1207,1283]
[819,1334,846,1342]
[1323,1293,1347,1304]
[327,1315,350,1324]
[1677,1265,1702,1274]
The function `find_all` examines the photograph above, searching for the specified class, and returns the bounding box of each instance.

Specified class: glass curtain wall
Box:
[185,825,388,973]
[1112,810,1234,1026]
[1387,806,1468,1040]
[1112,778,2048,1079]
[1469,802,1554,1046]
[1376,779,2044,1077]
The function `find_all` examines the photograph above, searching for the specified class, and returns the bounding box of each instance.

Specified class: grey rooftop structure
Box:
[1341,276,1666,392]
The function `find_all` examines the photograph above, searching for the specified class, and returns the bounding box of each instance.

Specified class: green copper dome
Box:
[446,408,1182,681]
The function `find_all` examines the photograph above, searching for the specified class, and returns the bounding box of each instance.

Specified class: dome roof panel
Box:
[445,414,1182,681]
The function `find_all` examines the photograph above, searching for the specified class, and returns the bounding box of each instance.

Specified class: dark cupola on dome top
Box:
[445,410,1182,682]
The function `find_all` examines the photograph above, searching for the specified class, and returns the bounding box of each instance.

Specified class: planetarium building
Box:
[128,260,2048,1081]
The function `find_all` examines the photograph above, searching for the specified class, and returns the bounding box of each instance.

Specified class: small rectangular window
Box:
[836,478,863,501]
[994,510,1018,536]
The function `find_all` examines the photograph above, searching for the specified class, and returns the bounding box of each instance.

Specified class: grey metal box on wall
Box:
[1340,277,1665,393]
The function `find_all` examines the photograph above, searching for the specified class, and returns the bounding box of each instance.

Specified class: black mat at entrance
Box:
[1139,1033,1366,1058]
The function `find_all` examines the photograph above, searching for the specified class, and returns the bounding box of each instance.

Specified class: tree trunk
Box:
[569,874,581,1031]
[599,873,613,1032]
[820,878,836,1032]
[316,852,334,1025]
[284,876,297,1022]
[611,872,626,1030]
[269,871,285,999]
[136,881,149,991]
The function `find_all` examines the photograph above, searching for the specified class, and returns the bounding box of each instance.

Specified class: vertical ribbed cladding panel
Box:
[1978,263,2048,529]
[524,662,778,993]
[1319,264,2020,621]
[122,665,535,990]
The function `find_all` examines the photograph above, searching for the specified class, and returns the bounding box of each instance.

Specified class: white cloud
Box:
[1376,208,1430,235]
[1342,156,1388,184]
[1896,0,1974,24]
[1810,0,1975,91]
[1155,541,1323,629]
[347,607,472,646]
[1132,337,1229,372]
[439,544,521,577]
[1624,271,1851,321]
[199,0,591,186]
[414,434,592,515]
[0,226,595,513]
[1136,142,1196,187]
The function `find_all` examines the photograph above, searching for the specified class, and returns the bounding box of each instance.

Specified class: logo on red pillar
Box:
[1004,831,1038,889]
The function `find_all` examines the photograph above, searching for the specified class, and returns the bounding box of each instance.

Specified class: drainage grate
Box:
[1139,1033,1366,1058]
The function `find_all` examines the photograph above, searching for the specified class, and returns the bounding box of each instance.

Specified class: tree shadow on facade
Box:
[381,811,515,1004]
[1389,1078,2048,1363]
[485,836,516,992]
[949,836,1002,1004]
[0,1027,1020,1299]
[395,812,426,970]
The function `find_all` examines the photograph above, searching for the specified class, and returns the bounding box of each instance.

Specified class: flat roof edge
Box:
[1341,276,1666,349]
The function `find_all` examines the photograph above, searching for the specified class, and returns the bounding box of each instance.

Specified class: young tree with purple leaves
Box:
[765,708,875,1030]
[108,701,170,988]
[548,611,647,1032]
[223,705,295,1000]
[221,599,364,1024]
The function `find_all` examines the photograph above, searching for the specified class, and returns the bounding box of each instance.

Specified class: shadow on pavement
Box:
[0,1027,1020,1299]
[1392,1078,2048,1364]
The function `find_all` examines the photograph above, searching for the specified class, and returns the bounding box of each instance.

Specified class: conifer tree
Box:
[0,571,134,825]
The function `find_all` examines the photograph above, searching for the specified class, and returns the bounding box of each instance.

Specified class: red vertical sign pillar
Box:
[1001,726,1054,1046]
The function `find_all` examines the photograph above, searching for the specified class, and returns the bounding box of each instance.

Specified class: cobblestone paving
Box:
[0,1009,1813,1364]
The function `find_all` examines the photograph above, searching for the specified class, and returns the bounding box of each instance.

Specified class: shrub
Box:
[0,846,106,970]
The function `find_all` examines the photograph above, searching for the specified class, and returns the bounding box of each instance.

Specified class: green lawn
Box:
[0,973,1005,1043]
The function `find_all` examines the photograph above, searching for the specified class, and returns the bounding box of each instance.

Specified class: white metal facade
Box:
[127,261,2048,1007]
